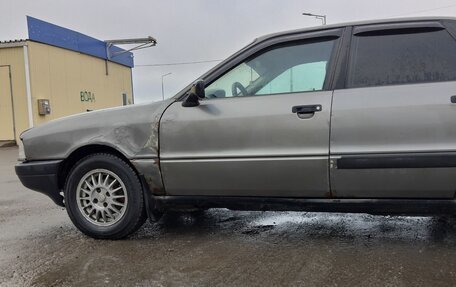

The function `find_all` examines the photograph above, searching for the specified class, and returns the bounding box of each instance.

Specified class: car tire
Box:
[64,153,147,239]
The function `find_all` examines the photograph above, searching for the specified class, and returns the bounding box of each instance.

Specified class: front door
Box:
[160,35,341,197]
[0,66,14,141]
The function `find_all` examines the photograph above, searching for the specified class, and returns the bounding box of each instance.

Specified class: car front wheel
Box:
[64,153,146,239]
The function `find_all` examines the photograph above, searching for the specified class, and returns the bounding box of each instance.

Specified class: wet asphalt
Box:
[2,146,456,286]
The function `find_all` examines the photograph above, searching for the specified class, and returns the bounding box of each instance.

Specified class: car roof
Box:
[173,16,456,100]
[256,16,456,42]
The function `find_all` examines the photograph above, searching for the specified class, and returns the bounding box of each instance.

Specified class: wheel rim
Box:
[76,169,128,226]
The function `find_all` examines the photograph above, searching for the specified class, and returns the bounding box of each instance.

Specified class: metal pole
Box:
[302,13,327,25]
[321,15,327,25]
[161,72,172,100]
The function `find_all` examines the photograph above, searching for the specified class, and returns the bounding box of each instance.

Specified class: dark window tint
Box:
[347,28,456,88]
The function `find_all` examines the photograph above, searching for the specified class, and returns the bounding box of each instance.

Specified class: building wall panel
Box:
[27,41,133,126]
[0,46,29,142]
[0,66,14,140]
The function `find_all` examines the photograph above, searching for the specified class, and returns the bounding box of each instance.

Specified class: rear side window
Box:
[347,28,456,88]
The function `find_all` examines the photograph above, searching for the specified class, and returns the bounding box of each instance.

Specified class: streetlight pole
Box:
[302,12,326,25]
[161,72,172,100]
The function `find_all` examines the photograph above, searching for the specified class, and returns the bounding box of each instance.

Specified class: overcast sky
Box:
[2,0,456,103]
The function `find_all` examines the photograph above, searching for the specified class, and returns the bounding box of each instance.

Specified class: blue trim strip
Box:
[27,16,134,68]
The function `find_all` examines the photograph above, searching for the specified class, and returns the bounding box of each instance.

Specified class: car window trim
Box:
[353,21,445,36]
[201,89,332,102]
[177,28,344,101]
[442,20,456,41]
[330,26,352,90]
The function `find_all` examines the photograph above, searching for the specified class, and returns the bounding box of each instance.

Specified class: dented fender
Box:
[131,158,165,196]
[21,100,175,161]
[20,99,175,199]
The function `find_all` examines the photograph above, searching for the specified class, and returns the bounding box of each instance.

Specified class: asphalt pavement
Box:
[1,146,456,286]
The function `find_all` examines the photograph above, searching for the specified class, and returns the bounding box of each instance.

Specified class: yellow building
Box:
[0,17,134,144]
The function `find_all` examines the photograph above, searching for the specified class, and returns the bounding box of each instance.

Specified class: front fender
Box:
[21,100,174,161]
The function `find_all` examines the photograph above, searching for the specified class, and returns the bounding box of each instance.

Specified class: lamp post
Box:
[161,72,172,100]
[302,12,326,25]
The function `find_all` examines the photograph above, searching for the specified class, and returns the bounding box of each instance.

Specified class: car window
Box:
[205,63,260,98]
[256,61,327,95]
[347,28,456,88]
[205,38,336,98]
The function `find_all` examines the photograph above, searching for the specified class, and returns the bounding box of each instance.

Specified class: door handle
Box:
[292,105,322,114]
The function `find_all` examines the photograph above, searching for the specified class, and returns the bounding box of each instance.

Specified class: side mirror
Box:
[182,80,205,107]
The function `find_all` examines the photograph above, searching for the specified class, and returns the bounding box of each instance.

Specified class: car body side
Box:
[15,17,456,215]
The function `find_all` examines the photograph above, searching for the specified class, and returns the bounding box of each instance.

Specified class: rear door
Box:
[160,29,343,197]
[330,22,456,198]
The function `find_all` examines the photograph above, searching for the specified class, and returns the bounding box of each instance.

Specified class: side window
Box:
[347,28,456,88]
[256,61,327,95]
[205,38,336,98]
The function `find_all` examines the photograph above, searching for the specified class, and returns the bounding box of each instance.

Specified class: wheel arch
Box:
[58,144,163,222]
[58,144,134,190]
